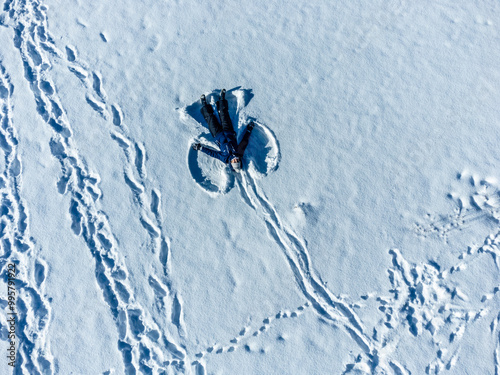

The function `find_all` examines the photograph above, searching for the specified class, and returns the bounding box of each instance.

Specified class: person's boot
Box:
[216,89,227,112]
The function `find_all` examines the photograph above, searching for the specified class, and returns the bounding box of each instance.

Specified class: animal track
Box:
[415,171,500,243]
[189,303,311,373]
[346,174,500,373]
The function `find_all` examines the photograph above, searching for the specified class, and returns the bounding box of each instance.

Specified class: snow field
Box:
[0,0,499,374]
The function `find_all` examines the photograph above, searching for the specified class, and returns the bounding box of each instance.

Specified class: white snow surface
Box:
[0,0,499,374]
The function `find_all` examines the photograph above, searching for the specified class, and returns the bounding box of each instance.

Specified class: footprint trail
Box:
[3,0,186,372]
[42,9,186,346]
[0,62,54,374]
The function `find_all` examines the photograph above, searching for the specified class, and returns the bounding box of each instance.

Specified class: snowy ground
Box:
[0,0,499,374]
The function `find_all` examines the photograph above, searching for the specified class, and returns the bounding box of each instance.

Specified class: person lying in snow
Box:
[192,89,243,173]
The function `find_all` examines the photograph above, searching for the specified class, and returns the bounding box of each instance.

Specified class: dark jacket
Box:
[200,131,238,164]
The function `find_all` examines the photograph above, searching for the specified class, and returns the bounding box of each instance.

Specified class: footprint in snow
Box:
[180,88,280,197]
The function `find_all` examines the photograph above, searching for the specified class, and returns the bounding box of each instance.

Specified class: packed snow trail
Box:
[0,61,54,374]
[235,171,375,354]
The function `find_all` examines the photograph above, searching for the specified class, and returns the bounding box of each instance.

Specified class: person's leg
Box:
[200,102,222,138]
[216,90,234,133]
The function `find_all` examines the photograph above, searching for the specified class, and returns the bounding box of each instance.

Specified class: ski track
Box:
[0,61,54,374]
[2,0,187,373]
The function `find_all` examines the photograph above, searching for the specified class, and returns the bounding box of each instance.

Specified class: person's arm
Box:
[236,122,254,156]
[200,146,226,163]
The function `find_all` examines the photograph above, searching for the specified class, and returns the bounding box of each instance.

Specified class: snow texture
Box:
[0,0,499,374]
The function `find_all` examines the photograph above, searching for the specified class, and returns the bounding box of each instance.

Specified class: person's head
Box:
[230,156,242,173]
